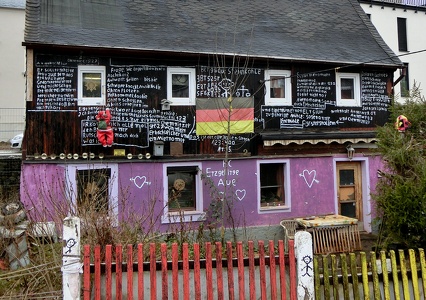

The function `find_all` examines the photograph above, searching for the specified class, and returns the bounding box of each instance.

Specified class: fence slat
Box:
[161,243,168,300]
[226,242,235,300]
[149,243,156,300]
[105,245,112,300]
[370,251,381,300]
[331,255,339,300]
[216,242,224,300]
[349,253,360,300]
[128,245,133,300]
[360,252,369,300]
[205,242,213,300]
[116,245,123,300]
[390,250,400,299]
[340,254,349,300]
[288,239,296,300]
[399,250,410,300]
[83,245,91,300]
[269,240,277,300]
[419,249,426,298]
[194,243,201,300]
[258,240,267,300]
[248,241,256,300]
[408,249,420,300]
[278,240,286,300]
[322,255,331,300]
[138,244,144,300]
[235,242,244,300]
[183,243,190,300]
[380,251,390,300]
[172,243,179,300]
[95,245,101,300]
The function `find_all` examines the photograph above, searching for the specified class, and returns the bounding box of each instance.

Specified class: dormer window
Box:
[167,67,196,106]
[264,70,292,106]
[336,73,361,107]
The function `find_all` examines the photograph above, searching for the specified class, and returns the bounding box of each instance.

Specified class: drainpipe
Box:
[393,66,406,87]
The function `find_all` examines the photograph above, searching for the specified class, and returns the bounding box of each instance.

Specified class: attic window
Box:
[77,66,106,106]
[264,70,292,106]
[167,67,196,106]
[336,73,361,107]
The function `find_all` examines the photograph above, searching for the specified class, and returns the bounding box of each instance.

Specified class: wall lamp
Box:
[346,144,355,160]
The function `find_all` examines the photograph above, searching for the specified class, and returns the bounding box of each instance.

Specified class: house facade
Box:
[359,0,426,102]
[21,0,403,234]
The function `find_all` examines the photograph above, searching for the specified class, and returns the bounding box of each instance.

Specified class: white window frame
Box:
[167,67,196,106]
[77,65,106,106]
[257,159,291,213]
[264,70,292,106]
[162,162,204,223]
[65,163,118,219]
[336,72,361,107]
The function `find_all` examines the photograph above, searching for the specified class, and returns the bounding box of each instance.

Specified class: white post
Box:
[62,216,82,300]
[295,231,315,300]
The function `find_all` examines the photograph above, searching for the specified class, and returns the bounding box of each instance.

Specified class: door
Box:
[336,162,363,227]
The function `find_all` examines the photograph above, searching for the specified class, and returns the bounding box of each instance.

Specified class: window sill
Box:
[162,211,206,224]
[259,205,290,213]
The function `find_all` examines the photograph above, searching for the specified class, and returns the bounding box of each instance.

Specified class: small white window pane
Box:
[172,74,190,98]
[82,73,102,98]
[341,78,354,100]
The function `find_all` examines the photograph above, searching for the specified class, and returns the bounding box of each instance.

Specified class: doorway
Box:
[336,162,363,228]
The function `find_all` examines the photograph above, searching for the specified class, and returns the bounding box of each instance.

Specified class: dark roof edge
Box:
[261,130,377,140]
[22,42,402,69]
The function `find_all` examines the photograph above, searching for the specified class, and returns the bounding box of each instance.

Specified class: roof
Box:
[24,0,402,67]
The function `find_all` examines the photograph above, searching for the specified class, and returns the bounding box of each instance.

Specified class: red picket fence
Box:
[83,239,297,300]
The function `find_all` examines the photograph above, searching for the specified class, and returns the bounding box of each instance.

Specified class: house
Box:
[21,0,403,237]
[0,0,26,143]
[359,0,426,102]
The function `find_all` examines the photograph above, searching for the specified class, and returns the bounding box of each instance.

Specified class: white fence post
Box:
[62,216,82,300]
[295,231,315,299]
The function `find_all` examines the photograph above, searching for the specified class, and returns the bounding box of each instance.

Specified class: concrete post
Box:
[62,216,82,300]
[295,231,315,299]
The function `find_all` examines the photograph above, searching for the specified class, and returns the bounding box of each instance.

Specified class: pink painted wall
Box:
[20,155,383,231]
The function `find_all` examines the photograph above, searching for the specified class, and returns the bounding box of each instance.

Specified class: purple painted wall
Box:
[20,155,383,232]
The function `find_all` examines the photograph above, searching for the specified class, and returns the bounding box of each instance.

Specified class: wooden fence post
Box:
[295,231,314,300]
[62,216,81,300]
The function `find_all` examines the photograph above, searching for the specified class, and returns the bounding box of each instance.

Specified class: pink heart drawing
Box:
[235,189,246,201]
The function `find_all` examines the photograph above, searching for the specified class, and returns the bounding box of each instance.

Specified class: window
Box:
[163,163,204,223]
[77,169,110,213]
[258,160,290,212]
[66,164,118,217]
[167,67,196,105]
[336,73,361,107]
[397,18,408,52]
[78,66,106,106]
[264,70,292,106]
[400,63,410,97]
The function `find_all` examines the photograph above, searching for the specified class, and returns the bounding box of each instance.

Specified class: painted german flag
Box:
[196,97,254,135]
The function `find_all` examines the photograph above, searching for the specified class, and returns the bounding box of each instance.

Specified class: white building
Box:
[0,0,26,142]
[359,0,426,102]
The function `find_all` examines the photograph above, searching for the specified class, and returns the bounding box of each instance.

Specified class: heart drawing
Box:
[299,170,319,188]
[235,189,246,201]
[130,176,151,189]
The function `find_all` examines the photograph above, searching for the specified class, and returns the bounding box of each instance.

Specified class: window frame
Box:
[257,159,291,213]
[336,72,361,107]
[167,67,196,106]
[65,163,118,218]
[162,162,204,223]
[77,65,106,106]
[397,17,408,52]
[264,70,292,106]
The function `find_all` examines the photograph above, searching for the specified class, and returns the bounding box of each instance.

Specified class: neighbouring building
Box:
[359,0,426,102]
[21,0,403,236]
[0,0,26,142]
